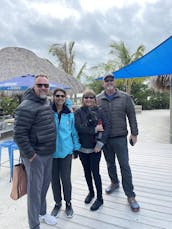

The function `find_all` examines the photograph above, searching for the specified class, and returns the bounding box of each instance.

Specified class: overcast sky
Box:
[0,0,171,71]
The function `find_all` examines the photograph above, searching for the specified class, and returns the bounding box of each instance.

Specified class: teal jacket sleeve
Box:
[71,113,81,150]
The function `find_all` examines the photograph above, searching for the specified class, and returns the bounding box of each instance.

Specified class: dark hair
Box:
[53,88,66,96]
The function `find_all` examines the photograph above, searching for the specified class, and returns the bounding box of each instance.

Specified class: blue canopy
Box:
[0,74,70,91]
[113,36,172,79]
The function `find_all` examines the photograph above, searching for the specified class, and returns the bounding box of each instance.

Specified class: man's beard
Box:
[107,85,114,90]
[40,94,47,99]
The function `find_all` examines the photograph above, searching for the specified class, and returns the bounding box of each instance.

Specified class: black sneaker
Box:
[65,202,74,218]
[84,193,94,204]
[51,203,62,217]
[90,199,103,211]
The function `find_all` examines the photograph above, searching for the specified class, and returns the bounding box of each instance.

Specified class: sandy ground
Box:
[0,109,170,228]
[136,109,170,144]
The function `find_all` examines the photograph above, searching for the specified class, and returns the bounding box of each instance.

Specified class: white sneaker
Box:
[39,214,57,225]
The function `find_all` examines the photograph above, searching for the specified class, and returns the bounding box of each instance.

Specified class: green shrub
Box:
[131,82,169,110]
[0,96,20,116]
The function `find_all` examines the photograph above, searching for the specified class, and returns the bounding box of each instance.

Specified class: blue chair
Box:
[0,140,19,182]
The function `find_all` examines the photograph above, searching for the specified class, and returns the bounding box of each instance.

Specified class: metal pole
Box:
[170,75,172,143]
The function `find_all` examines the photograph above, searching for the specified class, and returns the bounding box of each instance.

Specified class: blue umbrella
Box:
[0,74,70,91]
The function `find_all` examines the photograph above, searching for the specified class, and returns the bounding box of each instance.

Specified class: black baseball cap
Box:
[103,74,114,81]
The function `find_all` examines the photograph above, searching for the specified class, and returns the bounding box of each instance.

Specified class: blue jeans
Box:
[103,136,135,198]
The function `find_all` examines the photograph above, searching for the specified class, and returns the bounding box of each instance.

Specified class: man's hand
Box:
[94,146,101,153]
[129,135,137,146]
[29,154,37,162]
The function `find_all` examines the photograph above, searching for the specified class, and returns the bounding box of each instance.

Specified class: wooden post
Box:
[170,75,172,143]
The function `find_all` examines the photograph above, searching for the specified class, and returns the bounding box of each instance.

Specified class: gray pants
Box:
[22,154,52,229]
[103,136,135,198]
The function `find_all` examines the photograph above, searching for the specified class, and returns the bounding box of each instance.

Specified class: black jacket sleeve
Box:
[14,105,36,159]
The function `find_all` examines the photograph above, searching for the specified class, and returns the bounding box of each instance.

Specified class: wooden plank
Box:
[67,143,172,229]
[73,182,172,215]
[1,141,171,229]
[72,190,172,221]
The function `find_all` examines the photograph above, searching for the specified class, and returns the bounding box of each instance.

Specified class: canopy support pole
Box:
[170,75,172,143]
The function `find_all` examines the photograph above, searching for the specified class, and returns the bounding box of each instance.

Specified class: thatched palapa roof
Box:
[0,47,84,94]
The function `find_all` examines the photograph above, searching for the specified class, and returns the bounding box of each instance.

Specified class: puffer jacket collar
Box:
[52,103,71,114]
[22,88,47,104]
[100,88,121,100]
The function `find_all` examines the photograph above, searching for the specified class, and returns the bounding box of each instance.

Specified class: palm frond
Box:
[76,63,86,79]
[151,75,170,92]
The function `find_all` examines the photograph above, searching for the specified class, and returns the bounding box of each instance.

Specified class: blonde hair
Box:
[82,89,96,105]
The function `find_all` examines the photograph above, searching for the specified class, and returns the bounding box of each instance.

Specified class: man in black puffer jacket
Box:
[14,75,57,229]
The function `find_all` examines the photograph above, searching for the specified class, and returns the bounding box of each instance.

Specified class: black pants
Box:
[103,136,135,198]
[79,151,102,200]
[51,154,72,204]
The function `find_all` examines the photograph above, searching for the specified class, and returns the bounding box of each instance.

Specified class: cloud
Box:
[30,1,81,20]
[0,0,171,70]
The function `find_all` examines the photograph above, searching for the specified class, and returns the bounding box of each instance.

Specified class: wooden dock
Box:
[41,142,172,229]
[0,110,171,228]
[0,141,172,229]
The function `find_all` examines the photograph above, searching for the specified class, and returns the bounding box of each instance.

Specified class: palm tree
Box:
[151,74,170,91]
[110,41,145,66]
[90,61,116,78]
[75,63,87,80]
[109,41,145,94]
[49,41,86,79]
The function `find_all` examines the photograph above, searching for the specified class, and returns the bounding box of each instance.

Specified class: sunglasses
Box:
[84,96,95,99]
[55,94,65,98]
[36,83,49,88]
[104,79,114,82]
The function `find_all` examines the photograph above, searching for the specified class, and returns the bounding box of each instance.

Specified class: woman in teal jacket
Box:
[51,88,80,218]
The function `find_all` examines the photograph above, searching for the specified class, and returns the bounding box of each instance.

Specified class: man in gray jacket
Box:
[14,75,57,228]
[97,74,140,212]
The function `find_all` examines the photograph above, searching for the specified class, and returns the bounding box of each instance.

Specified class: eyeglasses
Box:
[104,79,114,83]
[55,94,65,98]
[84,96,95,99]
[36,84,49,88]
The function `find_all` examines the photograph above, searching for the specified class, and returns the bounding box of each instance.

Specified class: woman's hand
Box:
[95,124,104,132]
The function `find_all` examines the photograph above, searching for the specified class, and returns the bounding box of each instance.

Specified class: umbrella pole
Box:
[170,75,172,143]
